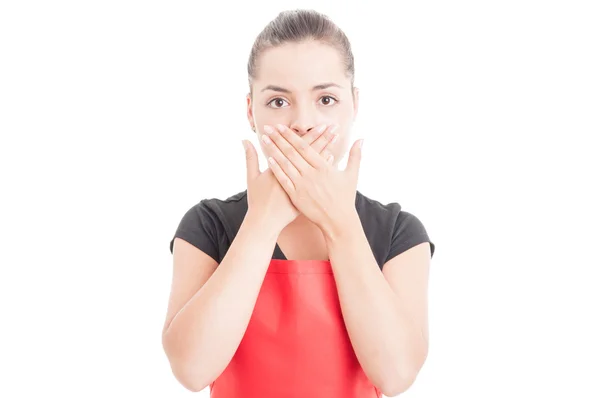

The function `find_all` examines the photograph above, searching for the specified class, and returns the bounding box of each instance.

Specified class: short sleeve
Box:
[169,200,220,263]
[385,211,435,263]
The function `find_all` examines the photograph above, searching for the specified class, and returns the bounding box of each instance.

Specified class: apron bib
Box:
[209,259,382,398]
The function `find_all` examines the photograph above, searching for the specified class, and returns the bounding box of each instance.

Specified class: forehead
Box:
[255,40,347,88]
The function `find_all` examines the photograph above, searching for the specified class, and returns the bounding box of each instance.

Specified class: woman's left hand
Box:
[261,123,363,238]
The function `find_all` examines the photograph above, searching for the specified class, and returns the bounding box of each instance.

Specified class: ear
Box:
[352,87,359,121]
[246,93,255,132]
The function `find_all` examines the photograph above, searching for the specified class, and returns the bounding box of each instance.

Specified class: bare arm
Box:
[323,213,429,397]
[162,212,281,392]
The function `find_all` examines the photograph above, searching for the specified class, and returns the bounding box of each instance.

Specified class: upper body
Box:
[163,9,436,396]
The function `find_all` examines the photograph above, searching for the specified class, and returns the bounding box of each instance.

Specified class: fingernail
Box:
[359,139,364,149]
[276,124,287,133]
[262,135,271,145]
[317,124,327,134]
[242,140,249,151]
[331,134,339,144]
[330,125,339,134]
[263,125,274,134]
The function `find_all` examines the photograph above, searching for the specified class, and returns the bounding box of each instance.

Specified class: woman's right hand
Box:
[243,125,338,233]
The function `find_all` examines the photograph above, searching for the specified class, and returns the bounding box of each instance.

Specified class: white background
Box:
[1,0,599,397]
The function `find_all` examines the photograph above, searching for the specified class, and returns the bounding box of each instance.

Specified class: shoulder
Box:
[169,189,249,259]
[355,190,435,268]
[355,190,402,220]
[183,189,248,223]
[355,190,404,242]
[198,189,248,218]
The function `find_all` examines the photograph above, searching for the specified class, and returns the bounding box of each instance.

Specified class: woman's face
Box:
[247,40,358,167]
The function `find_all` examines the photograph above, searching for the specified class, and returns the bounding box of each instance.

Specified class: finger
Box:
[262,131,302,183]
[301,124,336,165]
[272,124,327,172]
[326,152,335,165]
[313,125,338,166]
[311,125,339,155]
[243,140,260,181]
[302,124,328,146]
[267,156,296,194]
[345,139,363,178]
[264,124,312,175]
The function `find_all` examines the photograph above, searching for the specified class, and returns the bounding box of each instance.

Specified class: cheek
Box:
[335,130,352,151]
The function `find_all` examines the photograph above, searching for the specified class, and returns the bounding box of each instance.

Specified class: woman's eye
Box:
[320,96,337,106]
[267,96,337,108]
[267,98,289,108]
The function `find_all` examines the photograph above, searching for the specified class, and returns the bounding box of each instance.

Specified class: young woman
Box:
[163,9,435,397]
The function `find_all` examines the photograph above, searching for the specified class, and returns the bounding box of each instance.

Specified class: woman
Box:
[163,9,435,397]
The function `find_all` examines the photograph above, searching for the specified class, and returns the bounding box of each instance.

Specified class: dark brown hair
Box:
[247,9,355,94]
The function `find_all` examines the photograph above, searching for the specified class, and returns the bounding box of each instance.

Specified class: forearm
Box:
[163,212,281,390]
[323,213,426,395]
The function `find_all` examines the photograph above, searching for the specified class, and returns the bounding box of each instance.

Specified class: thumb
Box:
[242,139,260,181]
[345,139,363,178]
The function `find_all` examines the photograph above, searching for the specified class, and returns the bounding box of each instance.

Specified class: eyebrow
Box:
[260,83,343,93]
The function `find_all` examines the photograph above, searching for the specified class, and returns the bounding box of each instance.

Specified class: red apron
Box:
[209,259,382,398]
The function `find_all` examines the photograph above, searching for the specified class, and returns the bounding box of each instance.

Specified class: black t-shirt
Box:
[169,190,435,270]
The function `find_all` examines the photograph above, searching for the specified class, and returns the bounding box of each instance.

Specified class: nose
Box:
[289,106,317,137]
[290,124,314,137]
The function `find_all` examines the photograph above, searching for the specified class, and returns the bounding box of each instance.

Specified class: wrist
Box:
[243,210,284,237]
[321,209,361,243]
